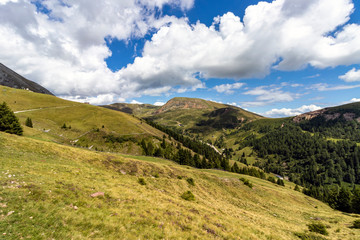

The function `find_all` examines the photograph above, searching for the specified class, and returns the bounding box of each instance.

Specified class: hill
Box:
[0,85,167,155]
[0,63,53,95]
[293,101,360,141]
[104,97,264,140]
[1,130,359,239]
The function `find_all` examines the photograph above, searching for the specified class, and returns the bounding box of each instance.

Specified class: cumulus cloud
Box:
[241,86,300,107]
[0,0,360,103]
[213,82,244,94]
[154,101,165,106]
[61,94,125,105]
[339,68,360,82]
[264,104,322,117]
[130,100,143,104]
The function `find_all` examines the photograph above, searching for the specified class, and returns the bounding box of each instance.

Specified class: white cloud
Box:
[264,104,322,117]
[61,94,125,105]
[130,100,143,104]
[242,86,300,107]
[310,83,360,91]
[213,82,244,94]
[0,0,360,101]
[339,68,360,82]
[154,101,165,106]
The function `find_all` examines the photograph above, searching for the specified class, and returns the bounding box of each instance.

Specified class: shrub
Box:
[0,102,23,135]
[294,185,300,191]
[294,232,327,240]
[25,117,33,128]
[154,173,159,178]
[186,178,195,186]
[350,219,360,229]
[240,177,253,188]
[307,223,328,235]
[181,191,195,201]
[177,176,183,179]
[138,178,146,185]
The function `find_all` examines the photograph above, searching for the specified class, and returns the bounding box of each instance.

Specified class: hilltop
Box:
[0,63,53,95]
[103,97,263,139]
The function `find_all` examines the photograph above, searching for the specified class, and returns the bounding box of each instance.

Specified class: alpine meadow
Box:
[1,0,360,239]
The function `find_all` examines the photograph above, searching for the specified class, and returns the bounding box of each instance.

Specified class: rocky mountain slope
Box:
[0,63,53,95]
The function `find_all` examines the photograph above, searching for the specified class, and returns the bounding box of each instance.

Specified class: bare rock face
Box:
[0,63,53,95]
[293,109,326,123]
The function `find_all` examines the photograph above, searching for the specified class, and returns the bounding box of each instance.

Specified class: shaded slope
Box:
[0,63,53,95]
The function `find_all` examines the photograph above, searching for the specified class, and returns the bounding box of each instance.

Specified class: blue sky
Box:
[0,0,360,117]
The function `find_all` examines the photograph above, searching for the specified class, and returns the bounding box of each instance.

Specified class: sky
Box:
[0,0,360,117]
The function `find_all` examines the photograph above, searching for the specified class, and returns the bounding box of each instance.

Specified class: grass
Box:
[0,86,167,154]
[1,131,360,239]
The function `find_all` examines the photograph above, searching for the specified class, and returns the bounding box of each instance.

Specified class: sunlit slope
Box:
[0,86,165,154]
[1,132,359,239]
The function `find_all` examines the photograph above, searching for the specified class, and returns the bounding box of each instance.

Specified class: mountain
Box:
[104,97,264,138]
[293,101,360,123]
[0,63,53,95]
[293,101,360,141]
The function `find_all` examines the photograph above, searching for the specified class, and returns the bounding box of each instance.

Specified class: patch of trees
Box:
[298,116,360,141]
[144,119,229,170]
[0,102,23,135]
[244,124,360,213]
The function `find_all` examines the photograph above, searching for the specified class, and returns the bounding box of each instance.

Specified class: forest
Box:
[243,124,360,213]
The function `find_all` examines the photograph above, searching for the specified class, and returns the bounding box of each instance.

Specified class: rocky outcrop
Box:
[0,63,53,95]
[293,109,326,123]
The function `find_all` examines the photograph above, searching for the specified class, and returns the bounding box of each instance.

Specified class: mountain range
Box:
[1,64,360,239]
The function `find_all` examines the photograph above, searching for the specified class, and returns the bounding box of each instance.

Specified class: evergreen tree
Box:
[25,117,33,128]
[0,102,23,135]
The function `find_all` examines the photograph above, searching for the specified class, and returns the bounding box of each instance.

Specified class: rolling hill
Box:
[1,130,359,239]
[0,85,167,155]
[104,97,264,140]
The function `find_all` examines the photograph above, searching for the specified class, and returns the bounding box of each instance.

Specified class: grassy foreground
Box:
[0,132,359,239]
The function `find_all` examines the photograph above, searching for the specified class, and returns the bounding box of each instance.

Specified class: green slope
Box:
[1,131,359,239]
[0,86,166,154]
[104,97,264,139]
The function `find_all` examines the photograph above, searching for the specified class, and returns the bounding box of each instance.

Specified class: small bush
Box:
[25,117,33,128]
[154,173,159,178]
[294,185,300,191]
[307,223,328,236]
[181,191,195,201]
[177,176,183,179]
[240,177,253,188]
[350,219,360,229]
[294,232,327,240]
[138,178,146,185]
[186,178,195,186]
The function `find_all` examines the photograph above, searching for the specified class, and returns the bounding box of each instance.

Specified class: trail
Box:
[14,105,73,114]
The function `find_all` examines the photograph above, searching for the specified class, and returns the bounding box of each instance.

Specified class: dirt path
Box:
[14,105,73,114]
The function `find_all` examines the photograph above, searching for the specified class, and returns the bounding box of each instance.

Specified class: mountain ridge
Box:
[0,63,53,95]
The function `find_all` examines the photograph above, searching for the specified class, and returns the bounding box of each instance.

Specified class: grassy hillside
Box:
[104,97,264,141]
[1,131,359,239]
[0,86,166,154]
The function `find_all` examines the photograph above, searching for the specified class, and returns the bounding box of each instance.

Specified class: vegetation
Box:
[307,222,328,235]
[243,124,360,213]
[350,219,360,229]
[1,131,359,239]
[180,191,195,201]
[0,102,23,135]
[25,117,33,128]
[239,177,253,188]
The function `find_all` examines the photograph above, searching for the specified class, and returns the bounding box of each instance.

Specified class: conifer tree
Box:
[25,117,33,128]
[0,102,23,135]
